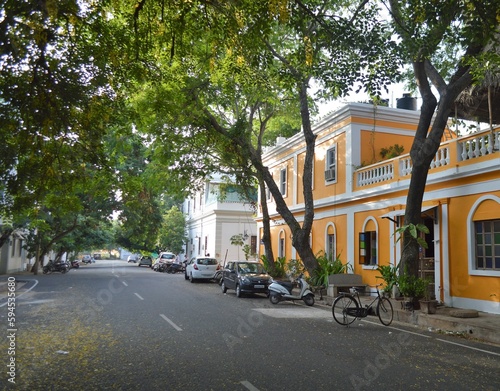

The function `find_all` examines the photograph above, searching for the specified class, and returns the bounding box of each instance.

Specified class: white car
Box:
[184,257,220,282]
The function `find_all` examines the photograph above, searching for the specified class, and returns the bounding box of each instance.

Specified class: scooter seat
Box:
[275,280,293,293]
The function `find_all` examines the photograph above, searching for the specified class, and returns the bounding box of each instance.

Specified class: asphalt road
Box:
[2,260,500,390]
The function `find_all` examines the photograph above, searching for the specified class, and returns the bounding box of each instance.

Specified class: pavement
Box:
[321,294,500,347]
[2,272,500,347]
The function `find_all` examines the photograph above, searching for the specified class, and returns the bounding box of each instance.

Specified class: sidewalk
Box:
[323,294,500,346]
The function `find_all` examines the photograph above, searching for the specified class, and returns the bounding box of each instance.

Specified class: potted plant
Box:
[397,273,427,310]
[419,284,438,314]
[376,263,399,298]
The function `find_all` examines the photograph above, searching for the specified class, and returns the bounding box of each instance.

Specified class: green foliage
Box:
[157,206,187,254]
[260,255,287,279]
[395,223,429,249]
[230,234,245,248]
[397,273,428,300]
[376,263,400,293]
[310,251,351,288]
[380,144,405,159]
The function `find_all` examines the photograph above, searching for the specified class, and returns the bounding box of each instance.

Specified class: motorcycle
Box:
[70,260,80,269]
[166,262,184,274]
[43,260,69,274]
[268,274,315,306]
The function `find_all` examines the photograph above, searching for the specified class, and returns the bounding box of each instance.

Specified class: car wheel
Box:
[221,281,227,293]
[235,284,242,298]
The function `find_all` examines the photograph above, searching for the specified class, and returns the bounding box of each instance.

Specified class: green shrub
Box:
[260,255,287,279]
[376,263,399,293]
[310,251,351,288]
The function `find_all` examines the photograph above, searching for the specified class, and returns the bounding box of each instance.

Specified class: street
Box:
[2,260,500,390]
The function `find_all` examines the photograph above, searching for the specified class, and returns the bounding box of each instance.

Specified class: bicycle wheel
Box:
[377,297,394,326]
[332,295,359,326]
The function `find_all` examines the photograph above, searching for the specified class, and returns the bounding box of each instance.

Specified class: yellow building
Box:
[257,103,500,315]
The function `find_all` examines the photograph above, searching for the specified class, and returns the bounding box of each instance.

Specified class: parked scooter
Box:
[268,274,315,306]
[70,260,80,269]
[43,259,69,274]
[166,262,184,274]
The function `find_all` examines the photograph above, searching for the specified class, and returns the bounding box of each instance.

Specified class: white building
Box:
[0,231,27,273]
[182,174,257,265]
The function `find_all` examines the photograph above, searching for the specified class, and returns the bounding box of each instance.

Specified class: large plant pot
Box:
[419,300,438,314]
[392,285,401,299]
[403,296,420,311]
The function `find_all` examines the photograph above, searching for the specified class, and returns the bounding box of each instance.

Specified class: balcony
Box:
[354,128,500,191]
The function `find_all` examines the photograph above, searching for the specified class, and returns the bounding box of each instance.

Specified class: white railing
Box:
[356,128,500,188]
[458,131,500,161]
[357,162,394,187]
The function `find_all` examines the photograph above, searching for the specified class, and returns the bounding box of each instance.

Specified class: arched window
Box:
[326,223,336,261]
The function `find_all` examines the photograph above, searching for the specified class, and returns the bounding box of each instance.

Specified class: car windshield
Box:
[198,258,218,266]
[161,254,175,259]
[237,263,266,274]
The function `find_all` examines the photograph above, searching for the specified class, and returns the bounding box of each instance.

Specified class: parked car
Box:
[221,261,272,297]
[155,252,176,265]
[184,257,220,282]
[81,254,93,264]
[127,255,138,263]
[138,255,153,267]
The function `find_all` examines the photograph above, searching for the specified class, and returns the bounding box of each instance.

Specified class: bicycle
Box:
[332,284,393,326]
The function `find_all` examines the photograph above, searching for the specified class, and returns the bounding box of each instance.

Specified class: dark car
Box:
[138,256,153,267]
[221,261,272,297]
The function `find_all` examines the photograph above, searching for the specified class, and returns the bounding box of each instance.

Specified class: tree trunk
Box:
[400,60,473,277]
[258,175,275,268]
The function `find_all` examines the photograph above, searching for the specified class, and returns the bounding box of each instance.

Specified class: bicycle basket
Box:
[345,307,368,317]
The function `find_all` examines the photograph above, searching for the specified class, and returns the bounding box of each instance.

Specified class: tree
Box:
[114,0,399,275]
[0,1,127,262]
[157,206,187,254]
[387,0,500,276]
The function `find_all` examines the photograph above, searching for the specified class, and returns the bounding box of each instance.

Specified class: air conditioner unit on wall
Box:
[325,168,335,181]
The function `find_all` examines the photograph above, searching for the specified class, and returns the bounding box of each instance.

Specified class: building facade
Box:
[0,231,28,274]
[257,103,500,315]
[182,174,258,265]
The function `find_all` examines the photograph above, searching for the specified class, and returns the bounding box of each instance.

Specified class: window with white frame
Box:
[280,167,287,196]
[359,231,377,265]
[325,145,336,182]
[474,219,500,270]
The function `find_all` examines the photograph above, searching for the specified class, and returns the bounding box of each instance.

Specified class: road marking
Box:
[0,279,39,308]
[365,319,500,356]
[134,293,144,300]
[436,338,500,357]
[241,380,260,391]
[122,281,128,287]
[19,299,54,305]
[253,307,330,319]
[160,314,183,331]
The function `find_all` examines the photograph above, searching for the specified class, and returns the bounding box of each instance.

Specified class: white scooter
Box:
[268,274,315,306]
